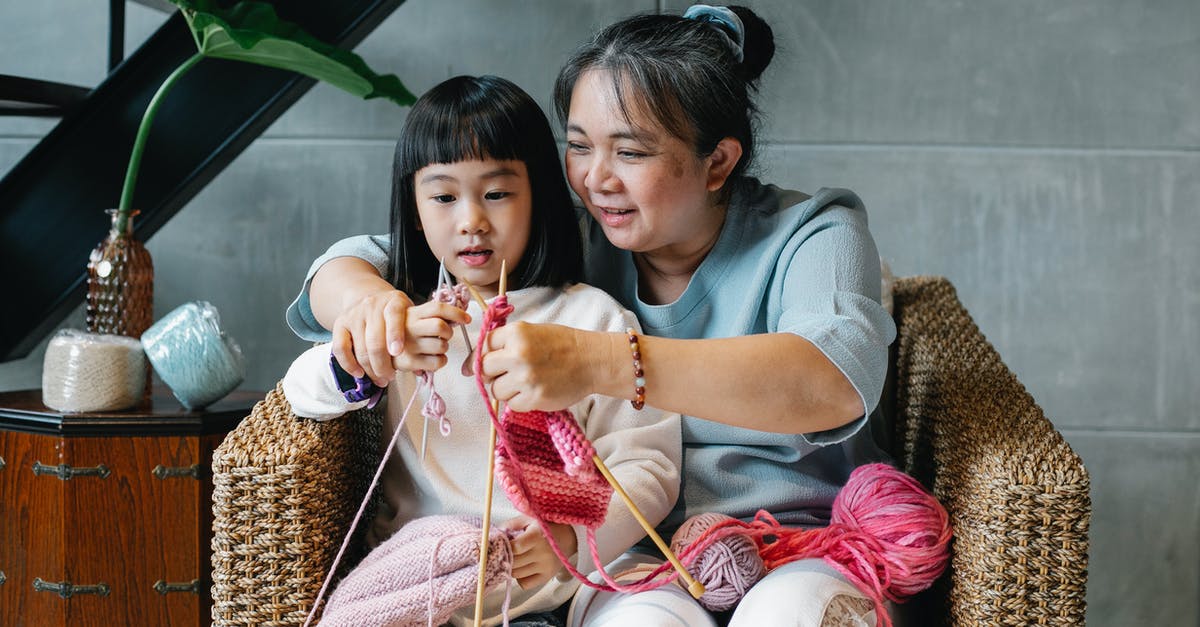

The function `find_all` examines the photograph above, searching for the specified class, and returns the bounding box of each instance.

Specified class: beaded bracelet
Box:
[626,328,646,410]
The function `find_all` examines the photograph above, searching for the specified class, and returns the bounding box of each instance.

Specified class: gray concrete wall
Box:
[2,1,1197,623]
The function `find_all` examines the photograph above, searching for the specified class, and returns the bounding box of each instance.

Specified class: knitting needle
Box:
[421,259,452,460]
[442,262,478,376]
[590,455,706,598]
[464,262,505,627]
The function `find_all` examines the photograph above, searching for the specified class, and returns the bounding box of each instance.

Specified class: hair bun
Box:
[728,6,775,83]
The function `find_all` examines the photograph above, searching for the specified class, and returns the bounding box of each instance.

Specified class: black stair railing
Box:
[0,0,405,361]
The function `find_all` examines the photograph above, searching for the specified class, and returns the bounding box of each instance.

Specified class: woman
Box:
[287,5,896,625]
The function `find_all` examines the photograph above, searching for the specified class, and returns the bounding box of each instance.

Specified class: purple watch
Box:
[329,355,384,408]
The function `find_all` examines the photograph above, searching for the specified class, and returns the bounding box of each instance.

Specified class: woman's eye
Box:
[617,150,646,160]
[567,142,590,153]
[484,191,510,201]
[432,194,455,204]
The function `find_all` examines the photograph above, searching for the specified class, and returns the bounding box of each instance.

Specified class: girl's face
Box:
[413,158,532,298]
[564,69,722,257]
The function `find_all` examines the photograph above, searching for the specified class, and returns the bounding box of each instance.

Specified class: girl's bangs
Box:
[406,103,523,170]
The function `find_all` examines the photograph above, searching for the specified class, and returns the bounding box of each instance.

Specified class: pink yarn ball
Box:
[671,513,766,611]
[826,463,951,601]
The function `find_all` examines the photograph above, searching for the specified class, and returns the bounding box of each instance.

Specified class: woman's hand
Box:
[481,322,614,412]
[502,516,578,589]
[330,291,471,386]
[330,289,414,386]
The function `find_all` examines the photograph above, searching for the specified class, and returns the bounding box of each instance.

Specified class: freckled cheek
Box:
[565,161,589,196]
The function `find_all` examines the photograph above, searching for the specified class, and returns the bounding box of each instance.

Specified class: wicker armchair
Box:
[209,276,1091,626]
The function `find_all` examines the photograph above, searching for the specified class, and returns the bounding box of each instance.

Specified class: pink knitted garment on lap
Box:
[318,515,513,627]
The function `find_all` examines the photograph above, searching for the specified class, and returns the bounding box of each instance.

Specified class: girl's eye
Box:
[432,194,455,204]
[484,191,510,201]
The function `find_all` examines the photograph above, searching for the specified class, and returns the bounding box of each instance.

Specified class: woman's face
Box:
[564,69,722,256]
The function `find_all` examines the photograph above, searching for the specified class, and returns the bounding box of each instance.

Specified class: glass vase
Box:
[86,209,154,338]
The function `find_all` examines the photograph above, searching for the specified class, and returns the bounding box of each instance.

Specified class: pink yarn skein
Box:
[670,513,765,611]
[683,463,952,627]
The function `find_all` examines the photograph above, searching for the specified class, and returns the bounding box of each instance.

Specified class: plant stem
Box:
[117,52,205,232]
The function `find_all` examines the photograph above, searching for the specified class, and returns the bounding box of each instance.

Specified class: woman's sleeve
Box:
[281,343,368,420]
[568,305,682,574]
[285,234,392,342]
[775,202,897,445]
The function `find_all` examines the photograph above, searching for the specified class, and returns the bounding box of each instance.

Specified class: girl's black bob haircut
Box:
[388,74,582,300]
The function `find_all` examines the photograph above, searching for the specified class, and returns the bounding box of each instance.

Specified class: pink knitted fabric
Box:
[318,515,513,627]
[494,408,612,528]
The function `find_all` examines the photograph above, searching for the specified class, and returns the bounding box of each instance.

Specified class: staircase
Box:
[0,0,404,361]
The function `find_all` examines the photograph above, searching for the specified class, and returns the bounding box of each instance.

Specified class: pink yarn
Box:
[416,282,470,437]
[683,463,952,627]
[669,513,765,611]
[318,515,514,627]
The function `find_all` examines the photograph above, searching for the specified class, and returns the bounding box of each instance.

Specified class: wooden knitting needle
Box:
[464,262,505,627]
[591,455,706,598]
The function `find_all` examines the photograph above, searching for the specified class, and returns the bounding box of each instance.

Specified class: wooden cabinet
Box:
[0,389,260,627]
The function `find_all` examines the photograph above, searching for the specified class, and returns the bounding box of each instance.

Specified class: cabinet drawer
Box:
[2,433,212,626]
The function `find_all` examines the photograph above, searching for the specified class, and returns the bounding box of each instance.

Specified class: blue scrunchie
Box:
[683,4,745,63]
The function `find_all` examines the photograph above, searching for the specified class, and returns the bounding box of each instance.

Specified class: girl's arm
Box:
[282,300,466,420]
[282,343,368,420]
[573,386,681,575]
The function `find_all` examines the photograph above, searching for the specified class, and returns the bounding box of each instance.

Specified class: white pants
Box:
[567,553,883,627]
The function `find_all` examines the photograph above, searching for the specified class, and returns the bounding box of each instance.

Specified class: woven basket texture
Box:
[888,277,1091,626]
[208,276,1091,626]
[211,382,382,626]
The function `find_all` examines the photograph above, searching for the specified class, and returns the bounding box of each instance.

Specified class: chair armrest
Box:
[210,381,383,627]
[889,277,1090,627]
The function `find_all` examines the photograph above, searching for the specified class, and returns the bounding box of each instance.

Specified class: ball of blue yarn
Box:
[142,301,245,410]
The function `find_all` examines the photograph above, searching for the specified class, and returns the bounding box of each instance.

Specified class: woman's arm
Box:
[308,256,469,385]
[484,324,862,435]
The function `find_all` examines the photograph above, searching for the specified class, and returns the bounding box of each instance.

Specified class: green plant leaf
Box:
[169,0,415,105]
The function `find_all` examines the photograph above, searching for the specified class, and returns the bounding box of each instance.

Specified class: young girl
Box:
[281,75,680,627]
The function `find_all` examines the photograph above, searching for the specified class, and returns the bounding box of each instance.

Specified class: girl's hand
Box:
[503,516,578,589]
[331,289,414,387]
[480,322,607,412]
[391,301,471,373]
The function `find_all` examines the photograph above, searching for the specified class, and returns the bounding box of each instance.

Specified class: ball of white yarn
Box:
[42,330,145,412]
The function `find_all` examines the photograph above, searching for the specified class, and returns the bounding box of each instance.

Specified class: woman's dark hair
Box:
[389,75,583,300]
[553,6,774,187]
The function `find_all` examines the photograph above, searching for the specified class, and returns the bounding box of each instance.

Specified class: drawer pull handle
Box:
[1,570,6,585]
[154,579,200,595]
[32,462,110,480]
[1,455,6,471]
[152,464,201,480]
[33,577,110,598]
